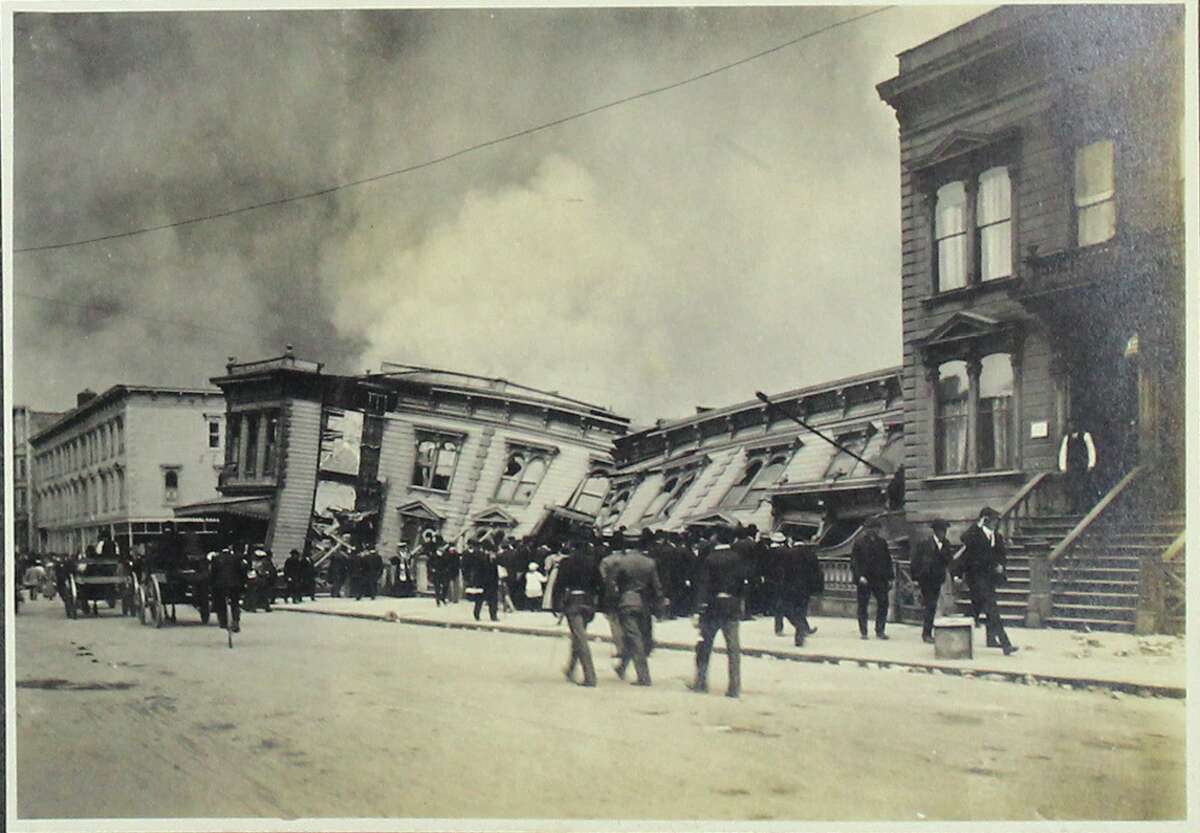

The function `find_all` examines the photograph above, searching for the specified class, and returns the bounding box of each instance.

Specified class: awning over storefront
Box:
[173,495,273,521]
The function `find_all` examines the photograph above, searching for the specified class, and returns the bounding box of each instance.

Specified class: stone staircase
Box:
[952,510,1185,633]
[1047,510,1185,633]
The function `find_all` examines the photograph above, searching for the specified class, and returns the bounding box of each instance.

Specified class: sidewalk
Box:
[273,595,1186,697]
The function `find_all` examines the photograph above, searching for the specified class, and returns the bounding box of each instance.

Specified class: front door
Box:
[1067,326,1140,494]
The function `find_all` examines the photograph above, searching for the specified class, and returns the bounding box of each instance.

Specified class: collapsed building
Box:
[175,350,630,586]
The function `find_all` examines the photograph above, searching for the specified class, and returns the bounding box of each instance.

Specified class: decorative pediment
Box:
[909,128,1018,174]
[917,312,1022,364]
[395,499,446,522]
[469,506,519,527]
[683,511,740,529]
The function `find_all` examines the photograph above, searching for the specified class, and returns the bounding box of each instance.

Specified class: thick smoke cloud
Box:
[12,6,988,421]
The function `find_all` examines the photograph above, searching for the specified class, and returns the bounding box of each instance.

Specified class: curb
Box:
[276,606,1186,700]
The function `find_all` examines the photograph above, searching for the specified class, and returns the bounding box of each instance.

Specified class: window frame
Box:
[722,447,794,508]
[411,429,466,494]
[921,141,1020,296]
[1072,138,1118,248]
[493,444,555,506]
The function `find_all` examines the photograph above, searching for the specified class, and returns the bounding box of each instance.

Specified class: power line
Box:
[14,7,890,255]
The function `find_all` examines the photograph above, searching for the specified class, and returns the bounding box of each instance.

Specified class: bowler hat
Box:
[978,506,1000,520]
[930,518,950,530]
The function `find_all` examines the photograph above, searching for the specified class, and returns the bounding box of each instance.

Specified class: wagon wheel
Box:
[138,580,150,626]
[147,574,165,629]
[64,575,79,620]
[127,572,142,619]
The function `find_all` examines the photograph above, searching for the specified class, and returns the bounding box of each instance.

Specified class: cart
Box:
[62,558,137,619]
[137,555,212,628]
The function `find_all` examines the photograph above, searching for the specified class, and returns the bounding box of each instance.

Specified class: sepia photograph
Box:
[3,1,1194,830]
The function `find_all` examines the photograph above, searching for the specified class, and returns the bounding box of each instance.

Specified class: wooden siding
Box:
[886,8,1183,527]
[267,398,322,563]
[374,411,618,550]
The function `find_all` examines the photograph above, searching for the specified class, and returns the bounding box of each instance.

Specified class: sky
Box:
[10,4,992,424]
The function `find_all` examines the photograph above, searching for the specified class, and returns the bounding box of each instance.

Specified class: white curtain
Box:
[977,166,1012,280]
[935,181,967,290]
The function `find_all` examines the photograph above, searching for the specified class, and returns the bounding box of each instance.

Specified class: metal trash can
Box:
[934,616,974,660]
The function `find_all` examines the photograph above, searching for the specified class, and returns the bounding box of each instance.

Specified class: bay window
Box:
[412,431,463,492]
[495,445,554,505]
[931,353,1016,475]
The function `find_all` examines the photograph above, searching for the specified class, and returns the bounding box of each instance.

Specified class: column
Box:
[924,362,939,476]
[964,176,979,285]
[1010,344,1024,471]
[966,356,982,474]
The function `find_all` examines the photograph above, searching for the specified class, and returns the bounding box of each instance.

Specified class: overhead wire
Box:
[13,6,891,254]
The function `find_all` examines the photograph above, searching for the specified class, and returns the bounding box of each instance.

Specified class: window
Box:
[116,417,124,454]
[412,432,462,492]
[825,437,870,480]
[494,446,552,505]
[16,457,26,480]
[244,414,260,478]
[976,166,1012,281]
[640,469,699,522]
[226,414,242,469]
[208,419,221,449]
[723,450,790,507]
[1075,139,1115,246]
[263,413,279,476]
[977,354,1014,471]
[15,488,26,512]
[572,475,611,516]
[117,470,126,509]
[934,360,970,474]
[935,181,968,290]
[597,482,634,530]
[932,163,1014,292]
[163,468,180,504]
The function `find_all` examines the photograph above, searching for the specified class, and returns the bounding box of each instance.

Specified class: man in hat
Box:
[553,539,603,687]
[767,531,791,636]
[208,546,248,632]
[284,549,304,603]
[958,507,1018,655]
[850,517,894,640]
[910,519,952,643]
[778,536,822,646]
[1058,418,1098,514]
[605,538,663,686]
[363,545,384,600]
[690,525,751,697]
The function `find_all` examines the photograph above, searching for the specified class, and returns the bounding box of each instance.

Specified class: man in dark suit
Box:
[910,518,952,643]
[958,507,1018,655]
[778,538,822,646]
[850,517,893,640]
[208,546,248,632]
[690,526,750,698]
[471,545,500,622]
[606,541,663,686]
[363,546,384,600]
[553,539,602,687]
[284,549,304,603]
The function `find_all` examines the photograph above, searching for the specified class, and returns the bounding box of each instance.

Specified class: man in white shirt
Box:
[1058,418,1097,514]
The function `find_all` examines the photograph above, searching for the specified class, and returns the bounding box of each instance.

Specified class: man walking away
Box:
[329,550,349,598]
[958,507,1018,655]
[472,546,500,622]
[301,552,317,600]
[554,540,602,687]
[606,541,663,686]
[363,547,384,600]
[910,518,952,643]
[779,539,821,646]
[851,518,893,640]
[209,546,248,633]
[598,543,626,663]
[284,549,304,603]
[691,526,750,698]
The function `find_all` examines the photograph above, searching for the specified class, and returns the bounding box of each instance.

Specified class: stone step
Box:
[1050,580,1139,595]
[1060,556,1140,570]
[1057,567,1139,582]
[1049,603,1136,622]
[1045,618,1134,633]
[1051,591,1138,609]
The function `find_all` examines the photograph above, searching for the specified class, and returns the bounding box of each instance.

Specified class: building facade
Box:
[877,6,1185,527]
[585,367,905,543]
[31,386,226,554]
[12,406,64,554]
[183,352,629,566]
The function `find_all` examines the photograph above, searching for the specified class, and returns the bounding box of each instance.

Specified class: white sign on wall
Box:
[1030,420,1049,439]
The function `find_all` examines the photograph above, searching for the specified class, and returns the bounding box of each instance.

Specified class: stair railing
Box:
[1047,465,1148,565]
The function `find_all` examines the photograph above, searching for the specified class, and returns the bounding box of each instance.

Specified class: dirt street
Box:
[13,600,1185,822]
